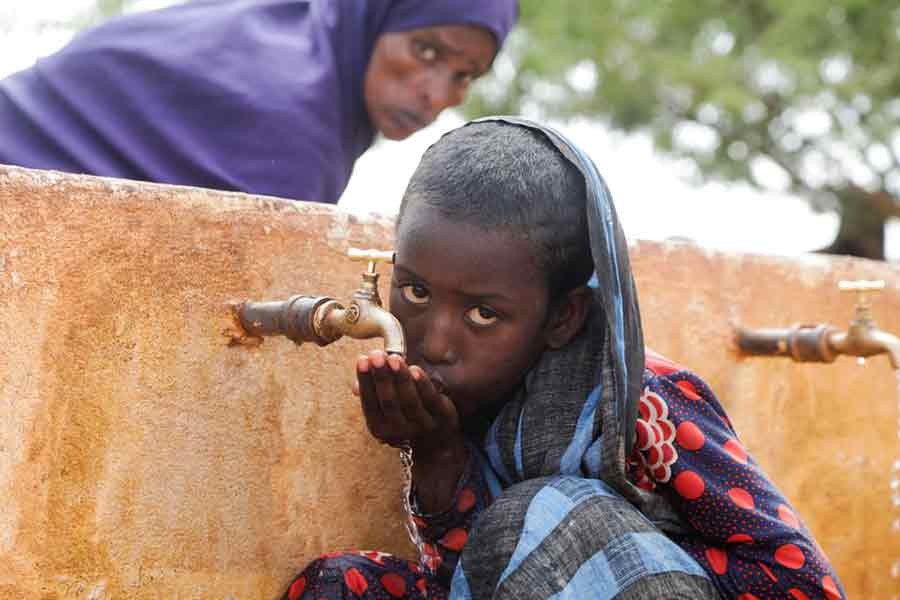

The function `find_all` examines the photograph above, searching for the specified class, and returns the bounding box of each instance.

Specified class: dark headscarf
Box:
[0,0,518,203]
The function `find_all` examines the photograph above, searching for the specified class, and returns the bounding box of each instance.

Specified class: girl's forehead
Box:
[397,207,517,252]
[395,208,545,294]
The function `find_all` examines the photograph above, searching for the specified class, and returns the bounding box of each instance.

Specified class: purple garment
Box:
[0,0,517,203]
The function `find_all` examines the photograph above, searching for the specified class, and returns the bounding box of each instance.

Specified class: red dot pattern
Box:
[728,487,755,510]
[380,572,406,597]
[287,575,306,600]
[705,546,728,574]
[724,439,748,464]
[676,421,705,450]
[778,504,799,528]
[674,470,705,500]
[775,544,805,569]
[675,379,702,400]
[822,575,842,600]
[344,568,368,596]
[457,488,476,512]
[629,364,846,600]
[439,528,468,552]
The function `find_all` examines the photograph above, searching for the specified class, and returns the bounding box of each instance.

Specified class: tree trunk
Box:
[818,188,888,261]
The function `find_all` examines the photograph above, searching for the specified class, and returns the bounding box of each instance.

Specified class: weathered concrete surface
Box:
[1,166,413,600]
[632,241,900,599]
[1,165,898,598]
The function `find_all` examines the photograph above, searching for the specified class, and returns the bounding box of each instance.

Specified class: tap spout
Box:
[317,297,406,356]
[827,323,900,369]
[228,294,406,356]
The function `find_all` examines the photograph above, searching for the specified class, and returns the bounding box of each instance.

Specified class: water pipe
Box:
[736,279,900,369]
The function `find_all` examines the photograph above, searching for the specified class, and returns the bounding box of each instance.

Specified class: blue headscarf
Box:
[461,118,681,526]
[0,0,518,203]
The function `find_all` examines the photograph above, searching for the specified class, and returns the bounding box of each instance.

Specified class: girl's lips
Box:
[423,369,448,396]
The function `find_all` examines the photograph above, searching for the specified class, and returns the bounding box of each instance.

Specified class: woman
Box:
[0,0,517,203]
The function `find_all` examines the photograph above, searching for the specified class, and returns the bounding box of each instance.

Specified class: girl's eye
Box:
[415,42,438,62]
[400,284,430,305]
[466,305,499,327]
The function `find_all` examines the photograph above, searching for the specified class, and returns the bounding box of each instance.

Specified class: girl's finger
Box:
[356,355,384,434]
[390,356,435,431]
[369,350,402,422]
[411,366,458,429]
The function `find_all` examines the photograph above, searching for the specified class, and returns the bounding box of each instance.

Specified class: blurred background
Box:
[2,0,898,261]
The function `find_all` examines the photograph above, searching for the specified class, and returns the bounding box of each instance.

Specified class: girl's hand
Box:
[353,349,461,457]
[353,349,470,513]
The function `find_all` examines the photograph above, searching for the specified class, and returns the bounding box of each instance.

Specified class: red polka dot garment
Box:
[281,350,846,600]
[632,350,846,600]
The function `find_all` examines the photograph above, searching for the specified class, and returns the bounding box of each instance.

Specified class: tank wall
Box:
[1,166,897,598]
[632,241,900,599]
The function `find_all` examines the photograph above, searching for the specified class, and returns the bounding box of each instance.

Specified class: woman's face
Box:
[364,25,497,140]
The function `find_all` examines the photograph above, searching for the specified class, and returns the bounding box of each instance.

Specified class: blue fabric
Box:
[545,532,710,600]
[0,0,518,203]
[450,476,710,599]
[497,479,619,586]
[559,384,603,476]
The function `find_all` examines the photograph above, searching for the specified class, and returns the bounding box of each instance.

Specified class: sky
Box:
[2,1,897,260]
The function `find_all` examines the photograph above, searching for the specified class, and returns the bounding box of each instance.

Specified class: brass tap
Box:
[736,279,899,369]
[827,280,899,369]
[227,248,406,356]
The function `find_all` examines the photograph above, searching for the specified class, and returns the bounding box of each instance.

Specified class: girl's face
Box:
[390,208,552,418]
[364,25,497,140]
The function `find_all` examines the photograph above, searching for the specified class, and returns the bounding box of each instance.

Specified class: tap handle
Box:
[348,248,395,274]
[838,279,884,318]
[838,279,885,293]
[838,279,884,303]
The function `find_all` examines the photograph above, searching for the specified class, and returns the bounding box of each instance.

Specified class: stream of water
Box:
[891,370,900,598]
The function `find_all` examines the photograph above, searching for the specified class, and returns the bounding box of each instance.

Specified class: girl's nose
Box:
[419,311,457,365]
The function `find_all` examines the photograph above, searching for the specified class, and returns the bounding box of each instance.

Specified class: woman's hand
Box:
[353,349,469,512]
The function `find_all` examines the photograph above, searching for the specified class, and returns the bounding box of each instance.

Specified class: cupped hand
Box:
[353,349,461,457]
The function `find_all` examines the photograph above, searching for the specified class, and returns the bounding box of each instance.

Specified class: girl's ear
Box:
[543,285,593,349]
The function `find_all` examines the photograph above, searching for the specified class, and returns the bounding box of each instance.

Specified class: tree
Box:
[469,0,900,260]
